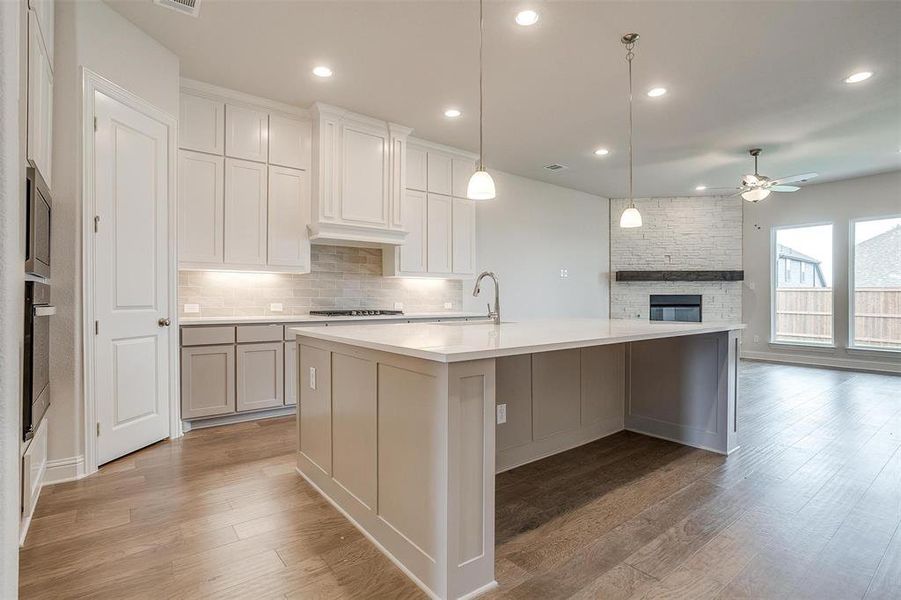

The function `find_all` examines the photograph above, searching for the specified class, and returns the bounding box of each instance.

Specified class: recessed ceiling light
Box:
[647,87,667,97]
[594,148,610,156]
[444,108,462,118]
[312,66,333,78]
[844,71,873,84]
[695,185,707,191]
[515,10,539,26]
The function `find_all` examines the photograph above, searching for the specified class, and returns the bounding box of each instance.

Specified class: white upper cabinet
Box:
[427,152,453,196]
[310,104,409,246]
[179,94,224,154]
[226,104,269,162]
[268,166,310,271]
[27,10,53,188]
[427,194,453,274]
[269,115,311,170]
[224,158,267,266]
[406,145,428,192]
[452,157,476,199]
[398,190,428,274]
[28,0,54,71]
[178,150,224,266]
[452,197,476,275]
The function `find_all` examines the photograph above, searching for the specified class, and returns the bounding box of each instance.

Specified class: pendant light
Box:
[467,0,496,200]
[618,33,642,228]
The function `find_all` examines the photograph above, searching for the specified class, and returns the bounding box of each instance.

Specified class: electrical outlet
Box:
[444,302,453,309]
[496,403,507,425]
[753,335,760,344]
[309,367,317,390]
[394,302,403,311]
[183,303,200,314]
[748,281,756,291]
[270,303,283,312]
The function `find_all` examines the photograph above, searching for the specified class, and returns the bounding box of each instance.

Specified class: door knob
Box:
[158,317,171,327]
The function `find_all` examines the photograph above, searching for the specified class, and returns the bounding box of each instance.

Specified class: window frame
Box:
[770,222,835,348]
[848,214,901,354]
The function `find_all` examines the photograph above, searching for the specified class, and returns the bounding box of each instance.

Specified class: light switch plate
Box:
[309,367,317,390]
[496,403,507,425]
[183,303,200,314]
[270,303,283,312]
[444,302,453,309]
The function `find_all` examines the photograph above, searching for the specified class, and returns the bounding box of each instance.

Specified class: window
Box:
[851,217,901,351]
[772,224,833,345]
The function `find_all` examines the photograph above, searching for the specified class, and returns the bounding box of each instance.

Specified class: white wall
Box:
[609,196,743,322]
[48,0,180,475]
[742,170,901,373]
[462,170,610,320]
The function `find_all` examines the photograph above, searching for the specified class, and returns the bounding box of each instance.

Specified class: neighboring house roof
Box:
[777,243,827,287]
[855,225,901,288]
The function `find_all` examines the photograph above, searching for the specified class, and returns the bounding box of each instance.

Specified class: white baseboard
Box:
[182,405,296,432]
[741,350,901,374]
[44,455,86,485]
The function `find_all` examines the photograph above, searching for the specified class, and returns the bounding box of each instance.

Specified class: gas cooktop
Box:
[309,309,404,317]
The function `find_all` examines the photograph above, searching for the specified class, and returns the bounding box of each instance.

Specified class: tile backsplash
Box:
[178,246,464,318]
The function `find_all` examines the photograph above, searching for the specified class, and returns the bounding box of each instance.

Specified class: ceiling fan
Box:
[712,149,818,202]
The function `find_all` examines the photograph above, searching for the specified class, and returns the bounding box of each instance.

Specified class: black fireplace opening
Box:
[649,294,702,322]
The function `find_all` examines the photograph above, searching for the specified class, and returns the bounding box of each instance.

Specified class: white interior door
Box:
[93,90,171,465]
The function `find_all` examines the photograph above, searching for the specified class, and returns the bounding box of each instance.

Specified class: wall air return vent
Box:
[154,0,200,17]
[543,163,568,172]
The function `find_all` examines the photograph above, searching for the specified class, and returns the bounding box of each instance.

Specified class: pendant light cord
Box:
[478,0,484,171]
[625,38,636,208]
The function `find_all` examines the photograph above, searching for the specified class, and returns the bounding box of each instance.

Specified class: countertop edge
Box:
[179,312,488,326]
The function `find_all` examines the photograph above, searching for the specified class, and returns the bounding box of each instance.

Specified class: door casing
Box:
[81,69,180,476]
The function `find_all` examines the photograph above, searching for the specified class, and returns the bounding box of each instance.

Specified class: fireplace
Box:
[649,294,702,322]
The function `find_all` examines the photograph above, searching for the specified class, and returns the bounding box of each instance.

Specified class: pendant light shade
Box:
[467,169,496,200]
[467,0,496,200]
[618,33,642,228]
[619,206,643,228]
[742,188,771,202]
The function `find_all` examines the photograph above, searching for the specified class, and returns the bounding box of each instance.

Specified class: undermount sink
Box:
[437,320,515,326]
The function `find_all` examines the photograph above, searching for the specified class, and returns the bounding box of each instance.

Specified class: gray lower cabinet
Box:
[284,341,297,406]
[181,345,236,419]
[236,342,284,412]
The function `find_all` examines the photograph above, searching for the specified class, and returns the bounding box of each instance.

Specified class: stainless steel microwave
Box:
[25,167,51,279]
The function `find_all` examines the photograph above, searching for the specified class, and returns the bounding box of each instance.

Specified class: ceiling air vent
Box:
[154,0,200,17]
[543,163,568,172]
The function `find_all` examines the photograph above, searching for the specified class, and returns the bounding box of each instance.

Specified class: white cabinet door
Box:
[179,94,224,154]
[236,342,284,412]
[341,122,389,226]
[27,11,52,188]
[284,341,297,406]
[224,158,267,266]
[28,0,53,71]
[178,150,224,265]
[269,115,311,170]
[452,197,476,275]
[399,189,428,274]
[427,194,452,274]
[427,152,453,196]
[406,145,428,192]
[452,157,476,198]
[225,104,269,162]
[267,165,310,270]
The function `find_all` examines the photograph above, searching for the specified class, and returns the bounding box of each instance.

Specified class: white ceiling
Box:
[106,0,901,198]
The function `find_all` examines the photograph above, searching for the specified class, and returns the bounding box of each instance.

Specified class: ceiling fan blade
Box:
[704,187,742,191]
[770,185,800,192]
[769,172,818,186]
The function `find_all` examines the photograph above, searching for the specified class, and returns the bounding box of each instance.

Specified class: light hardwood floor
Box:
[19,361,901,599]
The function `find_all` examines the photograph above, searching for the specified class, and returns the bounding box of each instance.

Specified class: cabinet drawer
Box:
[181,326,235,346]
[237,324,284,343]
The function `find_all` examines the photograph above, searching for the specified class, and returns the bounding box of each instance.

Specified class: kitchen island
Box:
[291,319,744,600]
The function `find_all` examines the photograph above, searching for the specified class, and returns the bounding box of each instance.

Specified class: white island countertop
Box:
[179,312,487,326]
[290,318,745,363]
